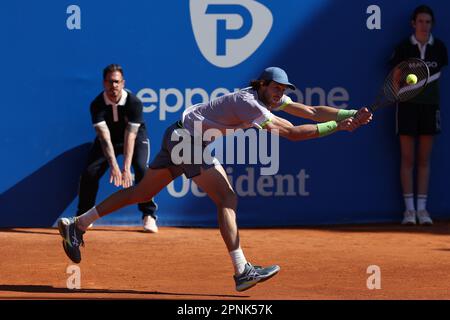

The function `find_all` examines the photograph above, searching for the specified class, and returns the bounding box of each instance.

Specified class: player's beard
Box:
[261,90,278,108]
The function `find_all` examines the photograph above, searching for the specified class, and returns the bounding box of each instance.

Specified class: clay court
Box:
[1,223,450,300]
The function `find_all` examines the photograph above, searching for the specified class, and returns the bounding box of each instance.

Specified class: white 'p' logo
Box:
[190,0,273,68]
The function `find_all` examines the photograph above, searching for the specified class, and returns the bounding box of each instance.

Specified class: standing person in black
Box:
[390,5,448,225]
[76,64,158,232]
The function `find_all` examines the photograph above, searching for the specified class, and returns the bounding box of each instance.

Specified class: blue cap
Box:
[258,67,296,90]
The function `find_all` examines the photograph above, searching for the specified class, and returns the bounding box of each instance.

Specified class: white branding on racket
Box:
[66,265,81,289]
[190,0,273,68]
[366,265,381,290]
[366,5,381,30]
[426,61,438,69]
[66,5,81,30]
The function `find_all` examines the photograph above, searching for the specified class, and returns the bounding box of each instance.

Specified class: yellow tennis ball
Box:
[406,74,418,85]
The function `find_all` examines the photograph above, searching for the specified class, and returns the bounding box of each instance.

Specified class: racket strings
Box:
[384,59,429,102]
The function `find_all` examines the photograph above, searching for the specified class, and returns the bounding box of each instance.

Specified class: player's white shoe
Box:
[401,210,416,225]
[143,215,158,233]
[417,210,433,225]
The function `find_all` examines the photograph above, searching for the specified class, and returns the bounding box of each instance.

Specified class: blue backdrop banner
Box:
[0,0,449,227]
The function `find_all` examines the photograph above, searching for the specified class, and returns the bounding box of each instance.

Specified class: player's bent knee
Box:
[216,190,238,210]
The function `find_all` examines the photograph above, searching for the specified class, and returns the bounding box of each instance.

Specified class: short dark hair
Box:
[411,5,435,24]
[249,79,272,90]
[103,64,124,80]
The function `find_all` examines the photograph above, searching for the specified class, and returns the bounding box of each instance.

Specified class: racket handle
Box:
[353,105,375,119]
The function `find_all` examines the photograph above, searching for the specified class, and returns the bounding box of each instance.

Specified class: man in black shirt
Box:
[76,64,158,232]
[390,5,448,225]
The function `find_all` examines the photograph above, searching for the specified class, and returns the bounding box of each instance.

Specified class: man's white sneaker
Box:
[143,216,158,233]
[401,210,416,225]
[417,210,433,225]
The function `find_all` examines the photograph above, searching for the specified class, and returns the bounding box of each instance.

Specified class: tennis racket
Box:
[367,58,430,113]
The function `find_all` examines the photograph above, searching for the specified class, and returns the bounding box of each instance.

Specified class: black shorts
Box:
[396,102,441,136]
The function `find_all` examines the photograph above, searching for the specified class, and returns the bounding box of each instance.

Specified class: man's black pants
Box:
[76,138,157,220]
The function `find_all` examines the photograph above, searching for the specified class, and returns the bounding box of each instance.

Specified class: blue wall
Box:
[1,0,449,227]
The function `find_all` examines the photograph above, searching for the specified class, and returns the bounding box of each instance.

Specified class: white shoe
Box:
[143,216,158,233]
[417,210,433,225]
[401,210,416,225]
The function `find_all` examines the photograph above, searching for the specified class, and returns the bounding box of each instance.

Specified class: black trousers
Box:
[76,138,157,219]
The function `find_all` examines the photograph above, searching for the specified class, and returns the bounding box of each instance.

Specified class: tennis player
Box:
[58,67,372,292]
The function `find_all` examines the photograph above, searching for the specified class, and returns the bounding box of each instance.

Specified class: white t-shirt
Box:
[182,87,292,136]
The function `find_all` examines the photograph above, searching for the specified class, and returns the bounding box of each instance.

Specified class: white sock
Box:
[417,194,427,211]
[229,248,248,275]
[403,194,415,211]
[77,207,100,231]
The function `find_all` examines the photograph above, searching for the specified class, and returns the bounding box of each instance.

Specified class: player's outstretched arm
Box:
[265,116,361,141]
[281,103,372,125]
[280,102,345,122]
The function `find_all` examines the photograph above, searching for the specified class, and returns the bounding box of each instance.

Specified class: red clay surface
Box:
[1,223,450,300]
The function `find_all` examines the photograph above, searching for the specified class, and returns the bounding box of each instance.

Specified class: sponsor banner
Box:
[1,0,449,227]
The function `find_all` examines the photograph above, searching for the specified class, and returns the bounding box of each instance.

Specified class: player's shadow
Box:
[0,143,91,228]
[0,227,151,235]
[0,284,247,299]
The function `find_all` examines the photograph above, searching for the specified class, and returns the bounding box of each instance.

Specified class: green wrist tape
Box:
[337,109,358,121]
[260,119,272,129]
[317,121,338,137]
